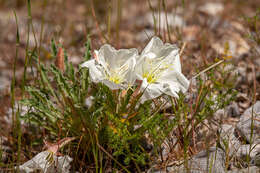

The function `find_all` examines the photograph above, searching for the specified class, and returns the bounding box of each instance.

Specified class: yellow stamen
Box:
[142,57,172,83]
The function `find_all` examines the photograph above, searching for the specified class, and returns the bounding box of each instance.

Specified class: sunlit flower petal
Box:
[136,36,189,103]
[81,44,138,90]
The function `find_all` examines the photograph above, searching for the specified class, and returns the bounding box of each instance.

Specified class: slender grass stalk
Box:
[107,0,112,41]
[192,60,224,80]
[13,10,22,172]
[116,0,122,47]
[162,0,171,42]
[96,138,131,173]
[158,0,161,37]
[21,0,36,95]
[38,0,48,65]
[183,111,190,172]
[247,64,257,168]
[90,0,108,43]
[148,0,157,35]
[11,11,19,144]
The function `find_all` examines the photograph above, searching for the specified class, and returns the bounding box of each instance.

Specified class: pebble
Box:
[219,124,240,156]
[235,144,260,162]
[236,101,260,143]
[227,166,260,173]
[226,102,240,118]
[146,12,185,31]
[199,2,224,16]
[167,147,226,173]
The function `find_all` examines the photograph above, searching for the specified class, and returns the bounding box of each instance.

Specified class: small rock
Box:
[236,101,260,143]
[146,12,185,31]
[227,166,260,173]
[168,147,226,173]
[219,124,241,156]
[17,151,72,173]
[240,101,260,122]
[199,2,224,16]
[226,102,240,117]
[251,152,260,167]
[236,119,260,144]
[235,144,260,162]
[147,167,166,173]
[214,109,227,123]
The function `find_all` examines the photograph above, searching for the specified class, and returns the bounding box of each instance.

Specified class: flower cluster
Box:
[81,36,190,103]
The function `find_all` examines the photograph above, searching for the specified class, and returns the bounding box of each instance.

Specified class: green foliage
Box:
[19,37,237,172]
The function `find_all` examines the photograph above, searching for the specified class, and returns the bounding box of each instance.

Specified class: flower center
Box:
[142,57,171,83]
[104,62,129,84]
[108,74,123,84]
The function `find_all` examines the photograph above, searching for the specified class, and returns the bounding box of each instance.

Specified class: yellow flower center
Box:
[142,57,171,83]
[108,75,123,84]
[104,62,129,84]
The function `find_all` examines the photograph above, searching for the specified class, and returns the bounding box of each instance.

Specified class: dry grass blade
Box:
[55,47,65,72]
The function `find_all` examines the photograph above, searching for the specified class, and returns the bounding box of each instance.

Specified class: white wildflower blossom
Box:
[81,44,137,90]
[135,36,190,103]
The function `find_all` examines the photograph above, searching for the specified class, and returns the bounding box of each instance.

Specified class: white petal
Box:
[141,36,163,55]
[165,48,181,72]
[17,151,72,173]
[98,44,138,69]
[159,82,180,98]
[124,57,137,86]
[81,59,104,83]
[140,79,163,103]
[174,54,182,72]
[158,70,190,93]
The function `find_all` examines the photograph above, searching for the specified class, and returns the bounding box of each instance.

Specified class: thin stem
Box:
[96,139,130,173]
[192,60,224,80]
[13,11,22,172]
[107,0,112,40]
[38,0,47,65]
[116,0,122,47]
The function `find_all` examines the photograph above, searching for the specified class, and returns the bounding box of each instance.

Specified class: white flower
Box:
[81,44,137,90]
[135,36,190,103]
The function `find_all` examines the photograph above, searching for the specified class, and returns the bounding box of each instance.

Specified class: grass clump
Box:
[13,35,237,172]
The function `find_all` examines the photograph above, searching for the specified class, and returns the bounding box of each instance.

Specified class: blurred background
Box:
[0,0,260,129]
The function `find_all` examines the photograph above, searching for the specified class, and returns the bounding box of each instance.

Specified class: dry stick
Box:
[192,59,224,80]
[148,0,157,35]
[158,0,161,37]
[38,0,47,65]
[248,62,257,169]
[162,0,171,42]
[179,42,187,57]
[252,63,256,104]
[96,141,130,173]
[90,0,107,44]
[116,0,122,47]
[107,0,112,40]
